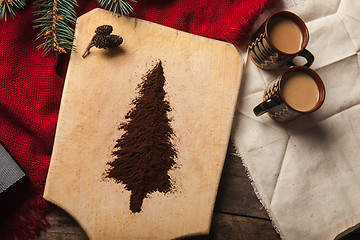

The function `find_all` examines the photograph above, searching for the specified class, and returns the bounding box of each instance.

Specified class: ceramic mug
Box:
[249,11,314,70]
[253,66,325,122]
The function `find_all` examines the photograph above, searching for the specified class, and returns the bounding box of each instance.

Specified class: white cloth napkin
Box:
[231,0,360,239]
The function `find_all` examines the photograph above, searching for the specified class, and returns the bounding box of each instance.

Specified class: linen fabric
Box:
[232,0,360,239]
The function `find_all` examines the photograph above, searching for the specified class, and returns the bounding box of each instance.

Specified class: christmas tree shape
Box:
[106,60,177,213]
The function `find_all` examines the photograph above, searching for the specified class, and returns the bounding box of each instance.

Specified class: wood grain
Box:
[211,213,279,240]
[37,144,360,239]
[37,209,278,240]
[215,150,268,219]
[37,208,88,240]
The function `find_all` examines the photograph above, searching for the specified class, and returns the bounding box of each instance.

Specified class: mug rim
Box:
[264,10,310,56]
[279,66,326,113]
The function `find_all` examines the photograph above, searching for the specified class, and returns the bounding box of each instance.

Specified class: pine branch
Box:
[97,0,136,16]
[33,0,78,54]
[0,0,26,21]
[2,0,136,55]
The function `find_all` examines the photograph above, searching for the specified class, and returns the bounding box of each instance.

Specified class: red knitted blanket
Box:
[0,0,278,238]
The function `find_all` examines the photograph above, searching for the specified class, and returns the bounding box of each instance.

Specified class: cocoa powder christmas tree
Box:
[106,60,177,213]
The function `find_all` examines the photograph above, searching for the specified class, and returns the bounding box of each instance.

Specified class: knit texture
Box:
[0,0,278,239]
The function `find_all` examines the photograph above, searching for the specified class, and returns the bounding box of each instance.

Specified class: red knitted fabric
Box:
[0,0,278,239]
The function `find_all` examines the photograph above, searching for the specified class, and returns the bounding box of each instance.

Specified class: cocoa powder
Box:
[106,60,177,213]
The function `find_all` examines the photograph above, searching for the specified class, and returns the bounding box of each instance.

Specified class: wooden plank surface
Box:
[37,142,360,239]
[37,8,360,240]
[44,8,243,240]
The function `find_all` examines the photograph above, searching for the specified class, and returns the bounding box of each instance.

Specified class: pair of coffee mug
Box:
[250,11,325,122]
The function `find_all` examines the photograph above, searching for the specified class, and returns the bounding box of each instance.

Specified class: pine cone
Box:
[107,35,123,48]
[92,34,109,48]
[95,25,113,35]
[82,26,123,58]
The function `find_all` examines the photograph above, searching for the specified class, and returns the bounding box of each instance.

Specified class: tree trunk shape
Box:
[130,189,146,213]
[106,60,177,213]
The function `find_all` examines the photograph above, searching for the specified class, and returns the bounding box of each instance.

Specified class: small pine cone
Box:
[92,34,109,48]
[95,25,113,35]
[107,35,123,48]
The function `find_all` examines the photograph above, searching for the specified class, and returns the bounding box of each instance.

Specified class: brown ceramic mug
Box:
[249,11,314,70]
[253,66,325,122]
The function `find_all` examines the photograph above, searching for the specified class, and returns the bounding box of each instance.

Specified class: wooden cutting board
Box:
[44,8,243,239]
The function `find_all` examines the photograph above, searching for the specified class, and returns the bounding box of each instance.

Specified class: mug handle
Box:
[253,95,283,116]
[287,49,315,68]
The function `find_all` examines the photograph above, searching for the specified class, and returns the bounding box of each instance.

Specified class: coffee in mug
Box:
[249,11,314,70]
[268,17,303,54]
[253,66,325,122]
[282,71,319,112]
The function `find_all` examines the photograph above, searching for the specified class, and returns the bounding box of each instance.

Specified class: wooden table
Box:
[37,141,360,240]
